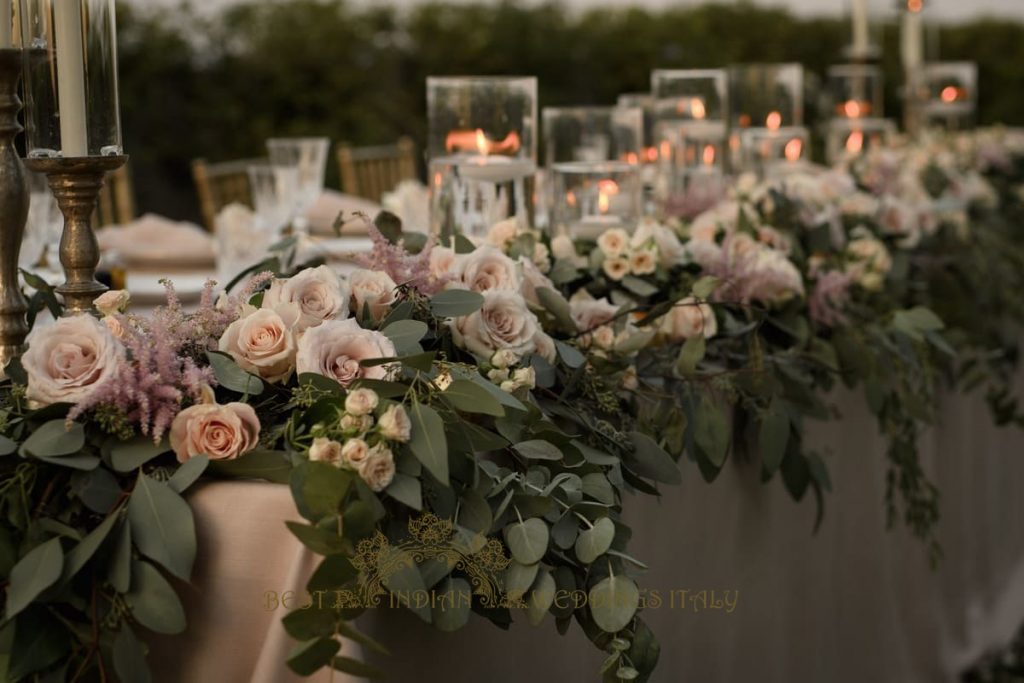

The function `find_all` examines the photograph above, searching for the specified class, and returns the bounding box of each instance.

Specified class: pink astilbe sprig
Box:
[69,274,273,442]
[809,270,854,329]
[357,216,451,296]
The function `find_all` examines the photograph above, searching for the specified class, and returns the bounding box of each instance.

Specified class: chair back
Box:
[336,136,417,203]
[95,164,136,227]
[191,158,262,230]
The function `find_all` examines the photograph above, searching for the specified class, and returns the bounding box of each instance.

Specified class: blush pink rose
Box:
[169,402,261,463]
[262,265,350,331]
[21,314,125,407]
[349,269,398,322]
[295,319,396,388]
[449,290,540,361]
[218,303,301,383]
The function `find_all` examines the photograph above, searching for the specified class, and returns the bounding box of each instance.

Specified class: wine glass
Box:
[19,172,60,271]
[247,162,300,237]
[266,137,330,235]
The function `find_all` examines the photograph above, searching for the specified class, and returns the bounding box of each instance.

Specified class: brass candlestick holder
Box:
[24,155,127,316]
[0,49,30,378]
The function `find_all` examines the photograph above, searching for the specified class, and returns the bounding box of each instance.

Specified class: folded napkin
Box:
[381,180,430,233]
[98,214,215,269]
[307,190,382,236]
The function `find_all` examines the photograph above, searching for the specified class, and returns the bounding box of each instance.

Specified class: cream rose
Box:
[452,245,520,293]
[597,228,630,258]
[378,404,412,442]
[218,303,301,383]
[429,246,458,281]
[629,248,657,276]
[340,413,373,433]
[550,234,577,261]
[94,289,130,316]
[602,256,631,281]
[341,438,371,469]
[169,402,260,463]
[571,296,618,333]
[22,314,125,407]
[344,388,379,417]
[450,290,540,360]
[661,297,718,343]
[486,218,519,247]
[309,437,343,466]
[296,319,396,388]
[349,269,399,322]
[263,265,349,330]
[358,445,396,492]
[518,256,555,308]
[631,219,685,267]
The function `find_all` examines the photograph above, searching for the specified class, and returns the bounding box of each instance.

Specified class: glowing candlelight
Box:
[784,138,803,162]
[702,144,716,167]
[766,111,783,132]
[941,86,962,103]
[846,131,865,155]
[643,147,659,163]
[692,98,707,120]
[445,129,522,155]
[841,100,871,118]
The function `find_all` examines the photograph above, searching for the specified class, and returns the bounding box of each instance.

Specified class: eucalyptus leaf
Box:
[693,398,730,469]
[555,341,586,369]
[332,656,385,679]
[111,436,171,472]
[536,287,577,331]
[504,518,549,565]
[675,336,706,376]
[127,474,196,581]
[514,440,563,461]
[525,570,557,626]
[442,379,505,417]
[73,467,123,514]
[432,577,472,632]
[760,397,791,475]
[0,434,16,456]
[206,351,264,396]
[504,561,540,600]
[5,538,63,620]
[113,625,152,683]
[210,449,292,483]
[385,473,423,510]
[430,289,484,317]
[20,420,85,458]
[581,473,616,505]
[290,461,353,522]
[287,637,341,676]
[575,517,615,563]
[589,573,640,633]
[109,520,132,593]
[126,560,187,634]
[285,521,347,556]
[627,432,681,484]
[63,510,120,581]
[382,320,429,355]
[691,276,719,299]
[168,455,209,494]
[409,401,449,485]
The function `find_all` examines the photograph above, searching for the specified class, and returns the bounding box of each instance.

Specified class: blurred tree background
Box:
[115,0,1024,222]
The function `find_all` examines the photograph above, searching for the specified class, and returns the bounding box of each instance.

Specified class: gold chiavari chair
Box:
[94,163,136,227]
[336,136,417,203]
[191,158,262,231]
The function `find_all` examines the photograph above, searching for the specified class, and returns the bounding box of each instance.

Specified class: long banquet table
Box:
[149,370,1024,682]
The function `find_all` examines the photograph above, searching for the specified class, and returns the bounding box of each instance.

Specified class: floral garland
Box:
[2,127,1024,682]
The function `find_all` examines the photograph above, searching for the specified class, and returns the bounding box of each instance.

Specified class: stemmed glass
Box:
[247,162,300,236]
[19,172,61,272]
[266,138,330,235]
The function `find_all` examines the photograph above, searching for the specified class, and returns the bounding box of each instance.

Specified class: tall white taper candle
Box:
[901,7,924,73]
[54,0,89,157]
[851,0,869,57]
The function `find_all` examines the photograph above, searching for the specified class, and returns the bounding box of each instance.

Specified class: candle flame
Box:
[597,179,619,215]
[692,98,706,120]
[907,0,923,12]
[941,86,961,103]
[566,191,577,208]
[643,146,659,163]
[702,144,716,166]
[842,100,869,118]
[784,138,803,162]
[445,129,521,155]
[766,111,782,131]
[624,152,640,165]
[660,141,672,160]
[433,171,442,188]
[846,131,865,155]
